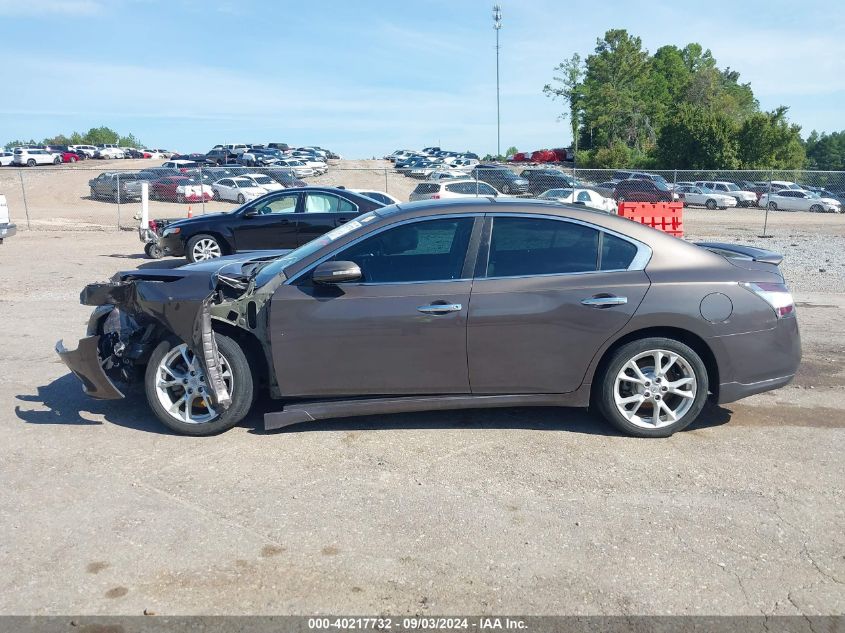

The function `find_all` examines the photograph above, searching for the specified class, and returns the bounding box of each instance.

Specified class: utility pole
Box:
[493,4,502,158]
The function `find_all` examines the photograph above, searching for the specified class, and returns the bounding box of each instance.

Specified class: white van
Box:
[0,194,16,243]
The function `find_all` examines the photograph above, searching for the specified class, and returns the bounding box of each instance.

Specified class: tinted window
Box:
[576,190,592,202]
[487,217,599,277]
[331,218,474,283]
[478,183,497,196]
[304,193,357,213]
[414,183,440,194]
[600,233,638,270]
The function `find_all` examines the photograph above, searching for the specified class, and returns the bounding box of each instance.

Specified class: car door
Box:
[232,191,301,250]
[297,192,360,245]
[467,215,650,394]
[269,215,480,397]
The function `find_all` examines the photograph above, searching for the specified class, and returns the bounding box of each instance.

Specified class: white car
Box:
[290,156,327,174]
[409,179,498,201]
[0,151,15,166]
[537,188,617,213]
[70,144,98,157]
[675,185,738,210]
[212,177,268,203]
[12,148,61,166]
[349,189,402,205]
[271,159,314,178]
[153,148,176,158]
[0,194,16,243]
[759,190,841,213]
[95,147,125,159]
[428,169,467,181]
[242,173,285,192]
[449,158,479,172]
[695,181,757,207]
[162,159,198,170]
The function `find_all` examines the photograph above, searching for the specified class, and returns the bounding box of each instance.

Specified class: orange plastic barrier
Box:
[617,201,684,238]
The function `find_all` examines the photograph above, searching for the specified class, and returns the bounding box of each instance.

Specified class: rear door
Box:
[467,215,650,394]
[297,192,361,245]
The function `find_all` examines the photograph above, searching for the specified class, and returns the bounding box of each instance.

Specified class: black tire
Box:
[90,187,98,199]
[237,193,245,204]
[26,159,36,167]
[144,242,163,259]
[53,156,61,164]
[768,201,778,210]
[594,337,709,438]
[705,199,717,210]
[809,204,823,213]
[212,189,220,201]
[145,334,255,436]
[502,184,511,194]
[186,233,223,263]
[176,193,185,204]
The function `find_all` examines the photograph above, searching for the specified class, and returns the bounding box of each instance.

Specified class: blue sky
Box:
[1,0,842,157]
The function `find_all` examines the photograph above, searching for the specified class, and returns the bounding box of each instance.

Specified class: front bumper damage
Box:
[56,272,234,410]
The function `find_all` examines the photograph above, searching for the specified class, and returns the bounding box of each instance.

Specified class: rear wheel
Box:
[145,335,254,436]
[595,337,708,437]
[53,156,61,164]
[809,204,824,213]
[705,199,717,210]
[186,233,223,262]
[26,159,36,167]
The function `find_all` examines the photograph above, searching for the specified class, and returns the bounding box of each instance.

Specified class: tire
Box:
[144,242,163,259]
[90,187,98,199]
[768,201,778,210]
[502,184,511,194]
[176,193,185,204]
[53,156,61,164]
[237,193,245,204]
[144,334,255,436]
[809,204,823,213]
[212,189,220,201]
[26,159,36,167]
[594,337,709,438]
[705,199,717,210]
[186,233,223,262]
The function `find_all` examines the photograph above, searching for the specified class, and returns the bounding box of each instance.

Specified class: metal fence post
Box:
[384,167,388,194]
[116,172,121,230]
[200,165,206,214]
[760,169,773,238]
[17,170,31,230]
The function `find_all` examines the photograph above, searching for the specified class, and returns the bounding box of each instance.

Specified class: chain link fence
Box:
[2,160,843,236]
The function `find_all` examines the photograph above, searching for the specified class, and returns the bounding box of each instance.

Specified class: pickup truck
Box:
[89,172,143,202]
[0,194,16,243]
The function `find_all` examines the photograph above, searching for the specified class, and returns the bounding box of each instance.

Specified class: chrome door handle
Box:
[417,303,462,315]
[581,296,628,308]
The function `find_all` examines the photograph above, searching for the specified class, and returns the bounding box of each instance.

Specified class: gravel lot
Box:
[0,197,843,616]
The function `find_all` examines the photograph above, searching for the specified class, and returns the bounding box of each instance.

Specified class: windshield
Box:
[234,178,253,187]
[726,184,740,191]
[543,189,572,198]
[252,176,273,184]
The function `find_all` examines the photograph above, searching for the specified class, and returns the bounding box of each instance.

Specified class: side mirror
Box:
[243,209,258,218]
[312,261,362,285]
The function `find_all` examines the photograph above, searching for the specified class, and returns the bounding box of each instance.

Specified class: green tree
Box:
[543,53,584,150]
[656,104,739,169]
[737,107,805,169]
[805,130,845,170]
[505,145,519,157]
[82,126,121,146]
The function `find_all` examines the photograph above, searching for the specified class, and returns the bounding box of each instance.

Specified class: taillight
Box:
[148,219,158,231]
[431,194,440,199]
[742,282,795,318]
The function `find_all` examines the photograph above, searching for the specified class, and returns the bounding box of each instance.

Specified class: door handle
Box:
[417,303,462,315]
[581,296,628,308]
[337,218,349,224]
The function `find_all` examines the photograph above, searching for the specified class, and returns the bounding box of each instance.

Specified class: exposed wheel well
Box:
[211,320,268,389]
[590,326,720,401]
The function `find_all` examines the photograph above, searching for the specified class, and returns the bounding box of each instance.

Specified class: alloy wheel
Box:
[613,349,697,429]
[191,238,222,261]
[154,344,232,425]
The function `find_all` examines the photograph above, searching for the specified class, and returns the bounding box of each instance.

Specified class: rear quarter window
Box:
[601,233,638,270]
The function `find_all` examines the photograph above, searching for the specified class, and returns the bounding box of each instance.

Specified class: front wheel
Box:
[705,199,717,210]
[53,156,61,164]
[768,201,778,210]
[237,193,245,204]
[144,335,255,436]
[595,337,709,437]
[186,233,223,262]
[144,242,163,259]
[809,204,823,213]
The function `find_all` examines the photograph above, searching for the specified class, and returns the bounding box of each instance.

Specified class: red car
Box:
[150,176,213,203]
[530,149,557,163]
[60,151,82,163]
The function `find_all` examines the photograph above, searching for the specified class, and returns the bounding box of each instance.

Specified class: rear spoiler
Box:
[695,242,783,266]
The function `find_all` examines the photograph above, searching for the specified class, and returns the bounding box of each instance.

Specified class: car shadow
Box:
[245,396,734,437]
[16,375,734,438]
[15,374,172,435]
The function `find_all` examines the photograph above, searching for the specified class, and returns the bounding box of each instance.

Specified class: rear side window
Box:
[414,183,440,194]
[487,217,599,277]
[600,233,638,270]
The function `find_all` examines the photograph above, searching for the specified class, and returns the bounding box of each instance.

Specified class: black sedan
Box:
[519,169,578,196]
[157,187,386,262]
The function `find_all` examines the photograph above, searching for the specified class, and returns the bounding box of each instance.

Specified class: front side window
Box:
[304,193,357,213]
[487,217,599,277]
[328,217,475,284]
[576,190,592,203]
[256,194,298,215]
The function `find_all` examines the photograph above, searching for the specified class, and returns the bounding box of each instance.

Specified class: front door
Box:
[232,192,301,250]
[270,216,479,397]
[467,215,650,394]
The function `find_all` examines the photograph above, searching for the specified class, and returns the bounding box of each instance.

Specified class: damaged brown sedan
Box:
[57,198,801,437]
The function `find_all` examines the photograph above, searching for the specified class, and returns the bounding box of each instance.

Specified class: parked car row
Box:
[2,144,178,165]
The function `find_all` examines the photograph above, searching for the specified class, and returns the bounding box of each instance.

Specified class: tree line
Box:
[544,29,842,170]
[5,126,143,150]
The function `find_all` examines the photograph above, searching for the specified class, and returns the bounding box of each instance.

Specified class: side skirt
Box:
[264,392,587,431]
